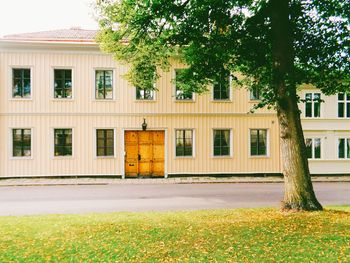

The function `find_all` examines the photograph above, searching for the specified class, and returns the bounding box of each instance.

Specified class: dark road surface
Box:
[0,182,349,216]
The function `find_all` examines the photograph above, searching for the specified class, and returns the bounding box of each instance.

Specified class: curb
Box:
[0,177,349,187]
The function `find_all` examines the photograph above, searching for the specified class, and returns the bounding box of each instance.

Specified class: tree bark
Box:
[270,0,322,211]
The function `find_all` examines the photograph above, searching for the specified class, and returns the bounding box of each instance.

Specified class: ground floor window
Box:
[12,129,31,157]
[54,129,72,156]
[96,129,114,156]
[250,129,267,156]
[176,130,193,156]
[305,138,321,159]
[338,138,350,159]
[213,129,230,156]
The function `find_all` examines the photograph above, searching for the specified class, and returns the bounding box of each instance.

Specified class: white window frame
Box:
[9,127,34,160]
[304,92,321,118]
[9,66,34,100]
[134,85,156,102]
[51,67,75,100]
[337,137,350,159]
[212,74,232,102]
[337,93,350,118]
[52,128,74,159]
[174,128,195,158]
[249,128,269,158]
[305,137,322,160]
[94,128,117,158]
[173,69,195,102]
[93,68,116,101]
[212,128,233,158]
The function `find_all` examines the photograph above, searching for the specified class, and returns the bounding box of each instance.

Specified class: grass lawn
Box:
[0,207,349,262]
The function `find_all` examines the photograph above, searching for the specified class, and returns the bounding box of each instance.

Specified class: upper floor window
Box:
[95,70,113,99]
[54,69,72,99]
[176,129,193,156]
[175,69,193,101]
[136,87,154,100]
[305,93,321,118]
[12,129,31,157]
[96,129,114,157]
[54,129,72,156]
[213,129,230,156]
[305,138,321,159]
[250,129,267,156]
[250,86,260,100]
[338,138,350,159]
[12,68,31,98]
[213,71,230,100]
[338,93,350,118]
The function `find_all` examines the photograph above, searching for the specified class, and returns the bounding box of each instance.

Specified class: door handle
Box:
[138,154,141,161]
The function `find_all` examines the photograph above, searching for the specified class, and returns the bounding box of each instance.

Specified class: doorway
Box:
[124,130,165,177]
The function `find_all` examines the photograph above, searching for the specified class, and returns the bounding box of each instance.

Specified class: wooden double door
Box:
[125,131,165,177]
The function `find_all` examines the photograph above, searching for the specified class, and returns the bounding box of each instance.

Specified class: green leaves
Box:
[95,0,350,106]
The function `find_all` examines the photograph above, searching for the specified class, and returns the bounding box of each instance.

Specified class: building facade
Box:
[0,29,349,178]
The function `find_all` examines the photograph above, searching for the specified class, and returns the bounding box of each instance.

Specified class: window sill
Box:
[9,98,33,101]
[95,156,116,159]
[249,155,270,159]
[174,100,195,103]
[211,99,232,103]
[134,99,157,103]
[52,99,74,101]
[174,156,195,159]
[212,155,233,159]
[53,156,74,160]
[10,157,33,160]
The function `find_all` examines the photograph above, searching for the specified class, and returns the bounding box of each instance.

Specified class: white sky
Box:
[0,0,98,37]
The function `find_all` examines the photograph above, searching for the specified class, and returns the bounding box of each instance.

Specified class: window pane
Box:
[23,79,31,97]
[176,146,184,156]
[305,103,312,117]
[305,139,313,159]
[106,147,114,156]
[347,103,350,118]
[97,148,105,156]
[347,139,350,158]
[184,146,192,156]
[338,93,344,101]
[338,102,344,117]
[314,138,321,159]
[314,102,320,117]
[250,130,258,156]
[338,139,345,158]
[185,130,192,139]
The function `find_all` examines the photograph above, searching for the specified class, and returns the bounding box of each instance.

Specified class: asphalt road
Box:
[0,182,349,216]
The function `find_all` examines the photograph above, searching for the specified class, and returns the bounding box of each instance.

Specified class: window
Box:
[136,87,154,100]
[305,93,321,117]
[338,138,350,159]
[54,69,72,99]
[213,130,230,156]
[305,138,321,159]
[95,70,113,99]
[12,68,31,98]
[338,93,350,118]
[175,69,193,100]
[250,86,260,100]
[176,130,193,156]
[250,129,267,156]
[54,129,72,156]
[213,70,230,100]
[12,129,31,157]
[96,129,114,157]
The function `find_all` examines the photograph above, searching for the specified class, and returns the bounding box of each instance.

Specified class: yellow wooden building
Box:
[0,29,348,178]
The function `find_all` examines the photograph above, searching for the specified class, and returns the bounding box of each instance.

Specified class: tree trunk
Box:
[270,0,322,211]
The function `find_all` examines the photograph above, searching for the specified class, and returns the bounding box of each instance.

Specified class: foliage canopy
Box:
[96,0,349,107]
